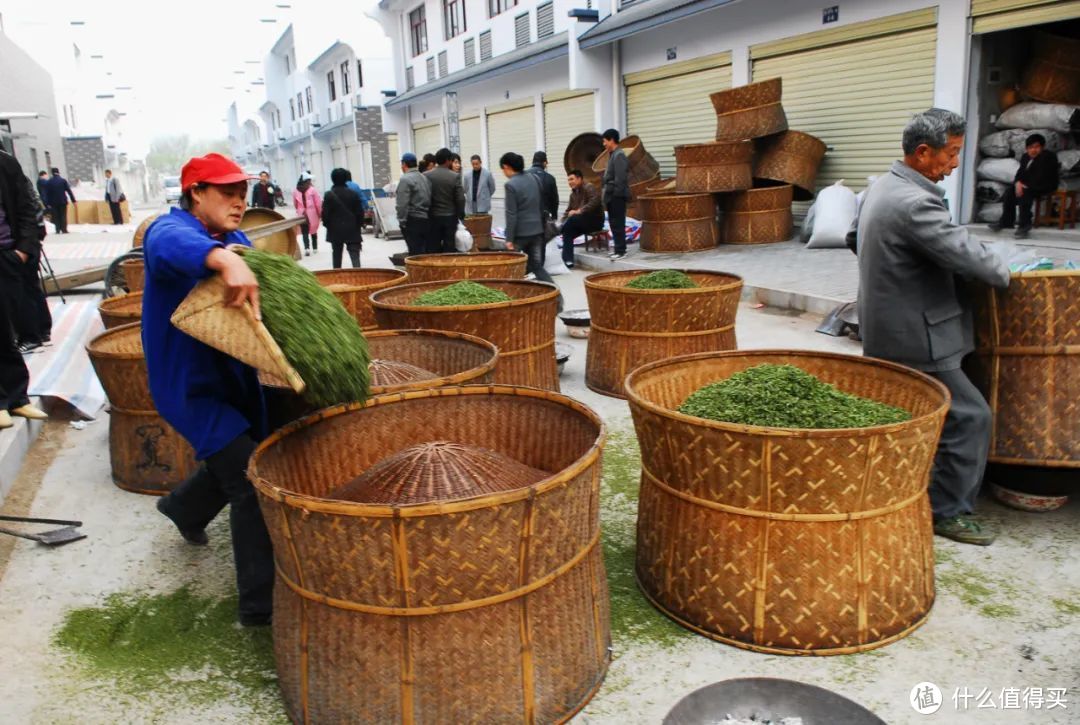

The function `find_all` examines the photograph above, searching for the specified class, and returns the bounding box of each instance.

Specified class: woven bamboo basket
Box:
[721,184,794,245]
[969,270,1080,467]
[464,214,494,251]
[637,193,719,253]
[312,268,407,331]
[242,207,301,259]
[710,78,788,141]
[171,273,306,395]
[645,177,676,194]
[584,270,742,398]
[675,141,754,194]
[86,322,154,410]
[131,213,161,248]
[625,350,949,655]
[371,280,560,391]
[627,174,661,220]
[249,385,611,724]
[1020,32,1080,104]
[404,252,528,284]
[98,291,143,330]
[109,406,199,495]
[591,134,654,175]
[754,131,827,201]
[121,258,145,292]
[261,329,500,426]
[564,132,605,187]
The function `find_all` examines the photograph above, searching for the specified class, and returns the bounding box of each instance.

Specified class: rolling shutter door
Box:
[544,92,595,214]
[459,115,483,162]
[486,103,536,198]
[625,53,732,178]
[751,9,937,196]
[412,121,443,156]
[971,0,1080,33]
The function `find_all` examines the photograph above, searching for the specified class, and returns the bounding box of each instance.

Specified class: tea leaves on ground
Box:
[412,280,512,306]
[625,270,698,290]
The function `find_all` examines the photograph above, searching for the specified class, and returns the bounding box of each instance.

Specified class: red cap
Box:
[180,153,254,192]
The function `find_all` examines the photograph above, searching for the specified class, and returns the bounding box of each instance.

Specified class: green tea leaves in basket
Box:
[412,280,513,306]
[678,363,911,429]
[242,249,370,408]
[625,270,698,290]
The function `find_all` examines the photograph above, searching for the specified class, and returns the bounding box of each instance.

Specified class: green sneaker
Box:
[934,515,996,546]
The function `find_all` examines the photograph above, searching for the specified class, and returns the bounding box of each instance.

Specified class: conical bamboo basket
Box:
[710,78,788,141]
[404,252,527,284]
[98,291,143,330]
[626,350,949,655]
[249,385,610,724]
[312,268,408,330]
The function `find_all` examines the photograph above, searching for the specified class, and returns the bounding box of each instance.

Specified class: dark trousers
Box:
[158,434,273,618]
[0,267,30,411]
[927,368,993,520]
[999,185,1039,229]
[514,235,554,284]
[560,215,599,264]
[300,224,318,251]
[403,216,430,256]
[1,250,51,345]
[108,200,123,225]
[331,241,361,269]
[606,197,627,254]
[428,215,457,254]
[50,204,68,233]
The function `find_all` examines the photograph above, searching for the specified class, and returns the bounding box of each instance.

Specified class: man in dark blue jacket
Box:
[143,153,273,626]
[44,167,76,233]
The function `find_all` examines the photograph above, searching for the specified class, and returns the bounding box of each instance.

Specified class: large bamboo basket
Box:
[1020,32,1080,104]
[584,270,742,398]
[969,270,1080,467]
[710,78,788,141]
[249,385,611,724]
[131,213,161,248]
[564,132,605,187]
[754,131,827,201]
[312,268,408,331]
[625,350,949,655]
[242,207,301,259]
[98,291,143,330]
[637,193,716,222]
[109,406,199,495]
[371,280,560,391]
[591,135,658,178]
[675,141,754,194]
[637,193,719,253]
[261,329,500,427]
[404,252,528,284]
[464,214,494,251]
[86,322,154,410]
[121,258,145,292]
[645,177,676,194]
[721,184,794,245]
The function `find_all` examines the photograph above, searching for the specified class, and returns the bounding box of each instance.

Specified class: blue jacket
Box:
[141,208,266,460]
[345,180,367,211]
[44,175,75,208]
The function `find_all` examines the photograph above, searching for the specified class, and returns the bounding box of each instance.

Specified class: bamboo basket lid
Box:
[709,77,789,141]
[171,274,306,395]
[98,291,143,329]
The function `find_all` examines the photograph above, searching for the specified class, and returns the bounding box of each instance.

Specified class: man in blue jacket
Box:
[142,153,273,626]
[44,167,76,233]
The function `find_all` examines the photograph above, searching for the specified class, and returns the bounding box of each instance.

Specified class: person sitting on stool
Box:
[990,133,1059,239]
[559,170,603,269]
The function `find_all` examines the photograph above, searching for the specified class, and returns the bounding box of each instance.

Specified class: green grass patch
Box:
[935,553,1021,620]
[1052,597,1080,616]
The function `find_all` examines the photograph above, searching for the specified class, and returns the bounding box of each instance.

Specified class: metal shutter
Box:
[543,92,595,213]
[515,13,531,48]
[464,37,476,67]
[751,17,937,195]
[426,57,435,82]
[438,51,448,78]
[459,115,483,161]
[480,31,493,61]
[625,55,732,178]
[487,103,536,198]
[971,0,1080,32]
[413,121,443,155]
[537,2,555,38]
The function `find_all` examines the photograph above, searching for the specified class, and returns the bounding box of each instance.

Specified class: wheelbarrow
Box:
[0,515,86,546]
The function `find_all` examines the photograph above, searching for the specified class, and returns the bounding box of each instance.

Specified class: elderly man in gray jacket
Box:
[465,155,495,216]
[500,151,554,284]
[396,153,432,255]
[852,108,1010,546]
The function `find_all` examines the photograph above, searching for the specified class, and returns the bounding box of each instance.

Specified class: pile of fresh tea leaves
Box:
[242,248,370,408]
[412,280,512,306]
[678,364,911,429]
[625,270,698,290]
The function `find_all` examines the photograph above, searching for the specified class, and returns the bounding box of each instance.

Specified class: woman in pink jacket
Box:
[292,173,322,256]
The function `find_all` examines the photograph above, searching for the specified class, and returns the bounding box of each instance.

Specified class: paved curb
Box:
[0,403,45,508]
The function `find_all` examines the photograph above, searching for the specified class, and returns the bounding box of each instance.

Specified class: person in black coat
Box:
[528,151,559,221]
[321,167,365,269]
[991,133,1060,238]
[43,167,75,233]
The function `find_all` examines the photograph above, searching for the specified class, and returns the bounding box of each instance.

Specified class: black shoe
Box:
[1014,227,1030,239]
[239,612,272,627]
[610,252,627,261]
[988,222,1006,232]
[156,496,209,546]
[18,341,43,354]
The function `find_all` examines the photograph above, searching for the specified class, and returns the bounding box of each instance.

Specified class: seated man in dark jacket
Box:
[559,169,603,268]
[990,133,1059,239]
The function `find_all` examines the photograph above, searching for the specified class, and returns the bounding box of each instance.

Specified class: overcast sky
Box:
[0,0,387,156]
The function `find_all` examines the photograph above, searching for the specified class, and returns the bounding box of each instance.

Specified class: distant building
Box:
[0,26,66,178]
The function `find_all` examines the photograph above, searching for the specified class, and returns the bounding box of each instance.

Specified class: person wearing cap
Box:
[142,153,273,627]
[396,153,431,255]
[528,151,559,221]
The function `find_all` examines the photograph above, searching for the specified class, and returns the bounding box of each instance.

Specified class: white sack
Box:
[544,239,570,276]
[977,158,1020,184]
[980,129,1063,158]
[976,203,1003,223]
[976,181,1008,203]
[806,180,856,249]
[996,103,1080,132]
[799,203,815,244]
[454,223,473,252]
[1059,149,1080,176]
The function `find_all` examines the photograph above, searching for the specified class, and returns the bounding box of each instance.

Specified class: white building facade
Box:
[374,0,1080,223]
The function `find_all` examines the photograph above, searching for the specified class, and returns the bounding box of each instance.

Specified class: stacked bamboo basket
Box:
[249,386,611,723]
[404,251,527,284]
[625,350,950,655]
[86,322,198,494]
[463,214,493,251]
[312,268,408,330]
[591,135,664,221]
[98,291,143,329]
[631,77,827,252]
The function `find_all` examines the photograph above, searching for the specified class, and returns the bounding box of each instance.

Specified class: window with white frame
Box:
[443,0,466,40]
[357,60,363,87]
[297,92,304,116]
[409,5,428,57]
[305,87,313,116]
[289,98,295,121]
[488,0,517,17]
[341,60,351,95]
[328,71,336,101]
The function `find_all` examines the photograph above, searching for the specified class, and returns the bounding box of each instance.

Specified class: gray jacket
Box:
[465,167,496,215]
[503,171,544,243]
[106,176,123,201]
[424,165,465,219]
[853,161,1010,372]
[602,147,630,205]
[395,169,431,222]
